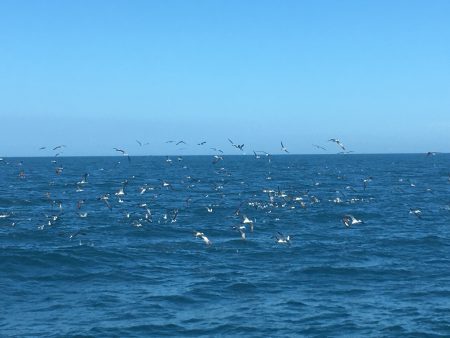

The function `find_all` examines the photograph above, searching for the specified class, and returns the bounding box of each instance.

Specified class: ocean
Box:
[1,154,449,337]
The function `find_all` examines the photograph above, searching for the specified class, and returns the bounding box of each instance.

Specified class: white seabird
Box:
[342,214,363,227]
[194,231,212,245]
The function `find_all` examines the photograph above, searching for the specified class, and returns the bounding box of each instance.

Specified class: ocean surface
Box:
[1,154,450,337]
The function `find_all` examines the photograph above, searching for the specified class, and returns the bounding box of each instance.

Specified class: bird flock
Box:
[0,138,447,247]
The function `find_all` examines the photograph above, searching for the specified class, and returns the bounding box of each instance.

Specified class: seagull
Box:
[362,177,373,190]
[228,138,244,151]
[176,140,186,146]
[197,141,207,145]
[139,185,149,195]
[161,180,172,189]
[328,138,346,151]
[113,148,131,162]
[194,231,212,245]
[113,147,126,154]
[409,208,422,219]
[76,200,85,209]
[77,173,89,185]
[233,224,247,240]
[171,209,179,223]
[115,180,128,196]
[342,214,364,227]
[136,140,149,146]
[212,155,223,164]
[281,141,289,153]
[70,230,87,240]
[39,146,46,150]
[313,144,327,151]
[274,232,292,245]
[55,167,64,175]
[210,147,224,153]
[255,150,270,157]
[242,215,254,232]
[53,145,66,151]
[98,194,112,210]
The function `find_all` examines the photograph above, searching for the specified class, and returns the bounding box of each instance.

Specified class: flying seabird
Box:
[342,214,364,227]
[313,144,327,151]
[194,231,212,245]
[53,145,66,151]
[281,141,289,153]
[210,147,224,153]
[77,173,89,185]
[242,215,254,232]
[98,194,112,210]
[274,232,292,245]
[362,177,373,190]
[232,224,247,240]
[228,138,244,151]
[113,148,131,162]
[328,138,346,151]
[212,155,223,164]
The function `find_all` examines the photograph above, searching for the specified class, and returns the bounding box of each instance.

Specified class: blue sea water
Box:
[1,154,450,337]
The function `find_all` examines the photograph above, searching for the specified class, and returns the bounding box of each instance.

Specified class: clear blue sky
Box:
[1,0,449,156]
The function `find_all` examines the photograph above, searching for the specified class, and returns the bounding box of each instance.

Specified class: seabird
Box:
[136,140,149,146]
[212,155,223,164]
[194,231,212,245]
[228,138,244,151]
[232,224,246,240]
[171,209,179,223]
[281,141,289,153]
[98,194,112,210]
[313,144,327,151]
[409,208,422,219]
[274,232,292,245]
[362,177,373,190]
[77,173,89,185]
[342,214,364,227]
[70,230,87,240]
[242,215,254,232]
[113,148,131,162]
[328,138,346,151]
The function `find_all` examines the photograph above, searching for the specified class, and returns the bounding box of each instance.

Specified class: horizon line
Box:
[1,152,448,159]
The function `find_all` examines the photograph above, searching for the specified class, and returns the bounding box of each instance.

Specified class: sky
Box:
[0,0,449,156]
